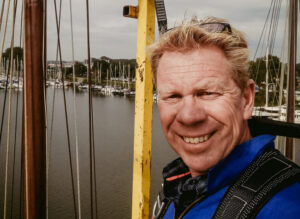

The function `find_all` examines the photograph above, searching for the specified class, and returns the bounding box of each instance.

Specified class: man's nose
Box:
[176,96,207,126]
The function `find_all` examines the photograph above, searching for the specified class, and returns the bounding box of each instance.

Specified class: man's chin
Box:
[183,158,212,177]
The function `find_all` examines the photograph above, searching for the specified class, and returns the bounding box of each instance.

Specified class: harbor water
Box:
[0,88,299,218]
[0,88,177,219]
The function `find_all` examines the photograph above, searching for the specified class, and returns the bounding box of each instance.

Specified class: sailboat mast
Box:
[286,0,297,159]
[265,46,269,107]
[128,64,130,89]
[100,63,102,84]
[23,0,46,218]
[123,63,125,88]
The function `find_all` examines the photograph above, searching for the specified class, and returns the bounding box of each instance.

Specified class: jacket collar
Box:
[163,134,275,197]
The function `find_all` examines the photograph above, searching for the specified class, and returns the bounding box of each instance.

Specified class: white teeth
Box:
[184,137,190,143]
[183,135,210,144]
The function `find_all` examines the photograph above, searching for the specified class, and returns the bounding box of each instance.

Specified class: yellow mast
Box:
[124,0,155,218]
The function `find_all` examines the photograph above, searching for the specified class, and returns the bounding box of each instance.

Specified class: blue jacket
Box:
[163,135,300,218]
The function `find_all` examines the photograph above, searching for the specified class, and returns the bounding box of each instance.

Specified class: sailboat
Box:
[251,0,300,126]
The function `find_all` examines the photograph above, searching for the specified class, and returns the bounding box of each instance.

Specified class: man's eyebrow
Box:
[157,86,176,95]
[193,80,227,91]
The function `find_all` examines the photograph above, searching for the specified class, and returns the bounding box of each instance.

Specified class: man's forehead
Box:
[157,49,231,77]
[157,61,232,85]
[158,62,228,76]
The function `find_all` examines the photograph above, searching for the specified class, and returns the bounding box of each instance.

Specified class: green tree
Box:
[2,47,23,71]
[64,62,87,77]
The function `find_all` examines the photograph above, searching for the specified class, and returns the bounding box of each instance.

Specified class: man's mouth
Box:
[183,134,211,144]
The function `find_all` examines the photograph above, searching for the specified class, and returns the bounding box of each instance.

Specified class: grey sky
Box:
[1,0,291,61]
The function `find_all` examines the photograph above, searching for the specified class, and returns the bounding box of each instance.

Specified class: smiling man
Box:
[149,17,300,219]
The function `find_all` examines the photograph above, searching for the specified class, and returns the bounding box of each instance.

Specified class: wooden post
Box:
[23,0,46,218]
[131,0,155,218]
[286,0,297,160]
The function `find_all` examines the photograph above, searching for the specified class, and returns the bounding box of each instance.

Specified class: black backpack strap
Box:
[152,187,171,219]
[213,148,300,219]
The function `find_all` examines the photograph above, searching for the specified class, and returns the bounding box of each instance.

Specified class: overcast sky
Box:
[2,0,292,61]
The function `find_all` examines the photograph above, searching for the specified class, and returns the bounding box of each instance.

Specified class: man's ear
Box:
[242,79,255,120]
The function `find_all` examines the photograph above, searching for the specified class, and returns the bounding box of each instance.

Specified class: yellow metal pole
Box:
[131,0,155,218]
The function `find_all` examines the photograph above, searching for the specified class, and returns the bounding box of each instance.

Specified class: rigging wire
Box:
[86,0,98,218]
[3,0,18,218]
[53,0,78,218]
[278,4,289,112]
[23,8,28,218]
[251,0,284,114]
[0,61,10,151]
[0,0,11,146]
[43,0,47,100]
[42,0,47,145]
[19,2,24,218]
[270,0,281,66]
[265,0,279,108]
[252,0,273,61]
[10,2,22,217]
[268,0,282,107]
[271,0,281,54]
[47,2,62,215]
[48,0,62,157]
[43,0,48,218]
[0,0,6,33]
[270,0,282,54]
[253,0,279,114]
[0,0,11,64]
[251,0,273,95]
[267,0,279,106]
[267,0,277,54]
[10,49,21,219]
[68,0,82,217]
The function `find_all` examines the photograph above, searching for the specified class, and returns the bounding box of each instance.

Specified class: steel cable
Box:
[47,3,62,218]
[0,0,6,33]
[0,0,11,64]
[10,1,22,217]
[0,61,10,150]
[19,2,24,218]
[53,0,78,218]
[69,0,82,217]
[4,0,18,217]
[48,0,62,160]
[86,0,98,218]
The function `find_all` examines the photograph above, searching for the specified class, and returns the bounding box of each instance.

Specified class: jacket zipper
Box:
[177,194,207,219]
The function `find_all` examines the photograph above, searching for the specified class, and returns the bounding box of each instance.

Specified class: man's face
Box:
[157,46,254,177]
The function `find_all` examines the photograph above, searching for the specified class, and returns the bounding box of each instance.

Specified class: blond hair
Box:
[147,16,250,90]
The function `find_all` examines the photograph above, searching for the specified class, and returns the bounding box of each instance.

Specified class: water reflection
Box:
[0,88,177,219]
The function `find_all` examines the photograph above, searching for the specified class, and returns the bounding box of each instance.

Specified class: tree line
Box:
[2,47,300,87]
[64,56,136,82]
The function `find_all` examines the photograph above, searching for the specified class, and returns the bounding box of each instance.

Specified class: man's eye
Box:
[169,94,181,99]
[196,91,219,98]
[197,92,213,96]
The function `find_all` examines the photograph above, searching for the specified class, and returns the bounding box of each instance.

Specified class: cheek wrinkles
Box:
[159,102,178,132]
